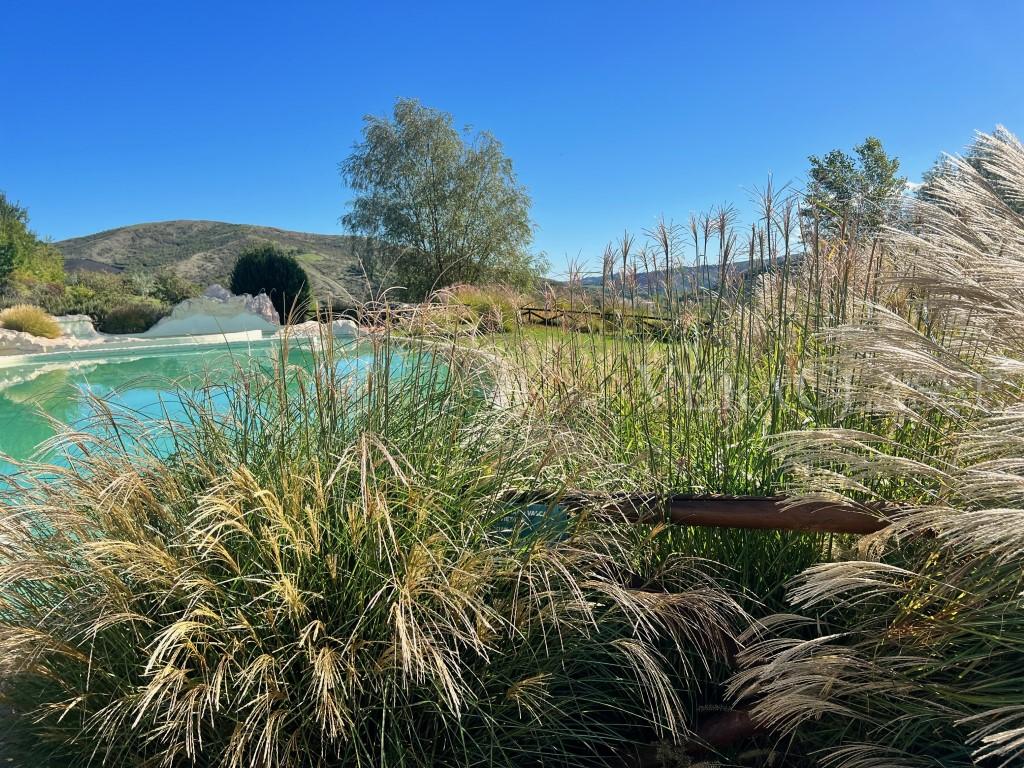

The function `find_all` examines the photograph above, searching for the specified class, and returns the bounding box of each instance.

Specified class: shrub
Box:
[3,272,181,323]
[0,303,61,338]
[95,299,166,334]
[445,283,522,333]
[230,243,312,323]
[0,241,14,287]
[399,302,476,337]
[0,341,742,768]
[56,282,102,316]
[151,268,199,305]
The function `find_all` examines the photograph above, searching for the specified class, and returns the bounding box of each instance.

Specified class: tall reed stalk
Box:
[730,127,1024,767]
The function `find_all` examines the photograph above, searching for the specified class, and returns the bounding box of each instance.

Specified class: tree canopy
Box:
[340,99,543,300]
[804,137,905,239]
[0,192,64,287]
[918,125,1024,215]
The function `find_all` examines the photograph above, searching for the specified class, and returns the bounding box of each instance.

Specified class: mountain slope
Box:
[55,220,368,299]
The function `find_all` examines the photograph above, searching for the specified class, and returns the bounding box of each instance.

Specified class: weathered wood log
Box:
[508,491,891,535]
[661,494,888,534]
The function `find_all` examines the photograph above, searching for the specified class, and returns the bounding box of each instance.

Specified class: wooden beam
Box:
[662,494,888,534]
[511,492,890,535]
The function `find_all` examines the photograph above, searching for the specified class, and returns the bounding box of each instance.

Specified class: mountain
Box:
[579,257,792,294]
[54,220,368,300]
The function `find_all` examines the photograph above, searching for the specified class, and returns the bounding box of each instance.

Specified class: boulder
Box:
[281,318,360,340]
[142,285,281,338]
[202,284,280,325]
[56,314,101,340]
[0,319,108,355]
[332,318,359,337]
[202,284,233,301]
[0,328,51,355]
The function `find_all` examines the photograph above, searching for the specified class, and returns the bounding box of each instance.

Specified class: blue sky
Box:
[2,0,1023,277]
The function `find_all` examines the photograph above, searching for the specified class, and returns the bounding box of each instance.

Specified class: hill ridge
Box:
[54,219,368,300]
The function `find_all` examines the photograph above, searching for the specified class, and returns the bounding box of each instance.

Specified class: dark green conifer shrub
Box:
[230,244,312,323]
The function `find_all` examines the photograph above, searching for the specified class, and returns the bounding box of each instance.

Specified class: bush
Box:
[151,268,199,305]
[0,303,61,338]
[0,342,742,768]
[230,244,312,323]
[95,299,166,334]
[445,284,522,333]
[0,241,14,287]
[399,303,477,337]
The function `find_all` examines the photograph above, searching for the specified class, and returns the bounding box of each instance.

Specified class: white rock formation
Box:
[332,318,359,337]
[286,318,360,339]
[56,314,102,340]
[0,328,53,355]
[203,284,233,301]
[0,315,108,354]
[203,284,280,325]
[141,285,281,338]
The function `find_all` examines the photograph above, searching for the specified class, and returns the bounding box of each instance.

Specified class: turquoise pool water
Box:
[0,338,377,470]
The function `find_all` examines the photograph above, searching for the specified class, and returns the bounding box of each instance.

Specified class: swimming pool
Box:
[0,338,378,469]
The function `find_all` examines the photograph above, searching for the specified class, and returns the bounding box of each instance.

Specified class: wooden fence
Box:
[519,305,677,334]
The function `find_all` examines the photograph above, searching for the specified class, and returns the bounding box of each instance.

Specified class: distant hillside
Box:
[55,220,369,300]
[579,256,793,294]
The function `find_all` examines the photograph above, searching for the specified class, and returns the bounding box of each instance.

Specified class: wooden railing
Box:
[519,305,677,334]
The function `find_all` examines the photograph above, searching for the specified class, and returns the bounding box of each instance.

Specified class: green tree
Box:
[229,243,312,323]
[805,137,905,239]
[0,191,65,285]
[0,242,14,288]
[151,268,200,305]
[918,125,1023,215]
[340,98,542,300]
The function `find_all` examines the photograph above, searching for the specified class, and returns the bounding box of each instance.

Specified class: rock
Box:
[0,320,109,355]
[202,284,233,301]
[286,321,322,339]
[202,284,280,325]
[280,318,360,340]
[56,314,101,340]
[142,286,281,338]
[0,328,51,355]
[332,318,359,337]
[247,293,279,325]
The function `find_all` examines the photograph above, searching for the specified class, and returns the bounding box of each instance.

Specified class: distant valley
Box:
[579,256,790,293]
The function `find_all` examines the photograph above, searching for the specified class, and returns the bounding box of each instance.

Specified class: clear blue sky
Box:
[3,0,1023,277]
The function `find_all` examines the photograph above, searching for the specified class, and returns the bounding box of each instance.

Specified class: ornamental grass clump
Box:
[0,303,61,338]
[0,333,744,767]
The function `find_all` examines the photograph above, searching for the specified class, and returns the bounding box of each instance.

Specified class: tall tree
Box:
[340,99,542,299]
[0,242,15,288]
[804,137,905,240]
[918,125,1024,215]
